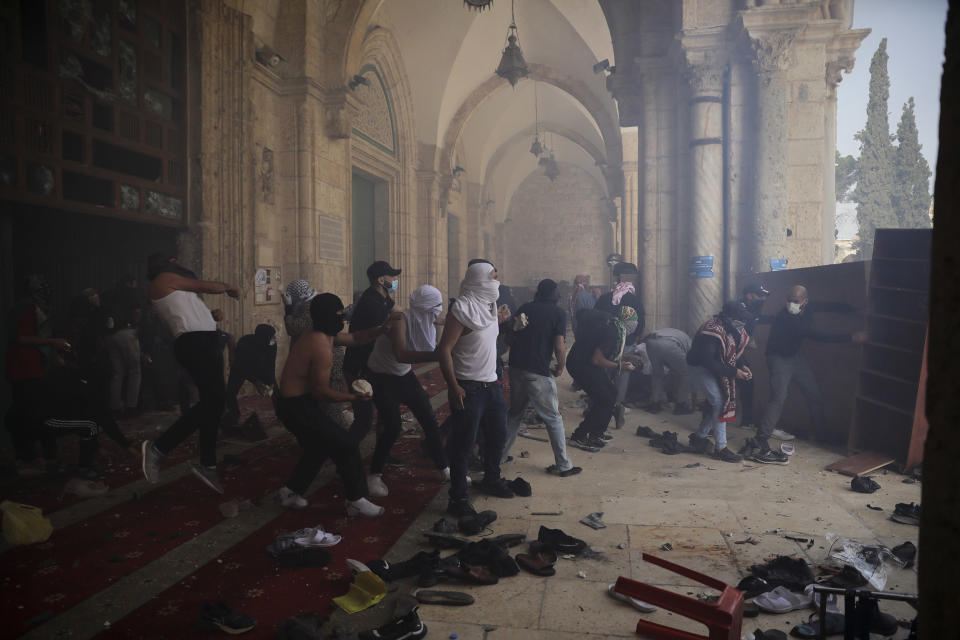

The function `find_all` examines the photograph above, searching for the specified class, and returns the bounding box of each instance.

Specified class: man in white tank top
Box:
[140,253,240,494]
[438,261,514,518]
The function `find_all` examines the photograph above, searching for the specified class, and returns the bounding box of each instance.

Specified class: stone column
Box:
[416,169,446,294]
[824,57,853,264]
[620,127,640,266]
[685,61,725,332]
[748,33,795,274]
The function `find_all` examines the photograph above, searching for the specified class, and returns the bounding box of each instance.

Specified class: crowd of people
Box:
[4,253,864,519]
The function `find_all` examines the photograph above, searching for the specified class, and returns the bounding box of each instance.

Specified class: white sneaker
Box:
[367,474,389,497]
[770,428,796,441]
[276,486,308,509]
[345,497,385,518]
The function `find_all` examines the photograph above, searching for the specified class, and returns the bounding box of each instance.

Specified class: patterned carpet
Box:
[2,364,457,639]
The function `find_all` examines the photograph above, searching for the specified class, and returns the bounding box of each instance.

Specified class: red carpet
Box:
[2,365,464,638]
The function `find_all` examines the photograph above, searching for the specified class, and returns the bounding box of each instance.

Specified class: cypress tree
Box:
[836,151,858,202]
[853,38,897,258]
[893,97,932,228]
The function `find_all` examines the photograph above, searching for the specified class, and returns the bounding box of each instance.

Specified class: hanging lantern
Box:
[542,153,559,181]
[529,134,543,157]
[495,0,528,87]
[463,0,493,10]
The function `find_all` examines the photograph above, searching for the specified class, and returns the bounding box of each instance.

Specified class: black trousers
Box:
[224,361,262,416]
[274,393,367,500]
[369,370,447,473]
[446,380,507,501]
[155,332,225,467]
[568,362,617,439]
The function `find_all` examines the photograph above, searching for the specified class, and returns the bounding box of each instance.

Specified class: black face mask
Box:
[310,293,345,336]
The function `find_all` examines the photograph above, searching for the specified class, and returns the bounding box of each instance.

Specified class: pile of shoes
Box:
[635,429,691,455]
[747,556,815,592]
[266,525,341,567]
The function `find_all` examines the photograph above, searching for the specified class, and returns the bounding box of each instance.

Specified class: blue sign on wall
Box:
[770,258,788,271]
[689,256,715,279]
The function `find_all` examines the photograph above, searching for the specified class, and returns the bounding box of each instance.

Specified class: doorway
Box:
[351,170,389,301]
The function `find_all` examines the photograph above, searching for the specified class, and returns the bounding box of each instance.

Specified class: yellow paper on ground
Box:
[1,500,54,545]
[332,571,387,614]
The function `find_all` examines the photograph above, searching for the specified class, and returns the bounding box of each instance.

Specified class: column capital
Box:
[320,88,361,139]
[684,60,725,95]
[748,31,798,75]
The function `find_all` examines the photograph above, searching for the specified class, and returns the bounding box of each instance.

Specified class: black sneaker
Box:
[750,449,790,465]
[714,447,743,463]
[586,435,608,448]
[446,499,478,518]
[196,602,257,634]
[358,606,427,640]
[569,434,600,452]
[688,433,715,455]
[891,541,916,568]
[597,432,614,441]
[891,502,921,526]
[479,478,514,498]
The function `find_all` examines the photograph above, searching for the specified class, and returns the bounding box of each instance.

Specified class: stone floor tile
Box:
[629,549,743,586]
[728,498,875,539]
[626,524,729,552]
[604,496,741,529]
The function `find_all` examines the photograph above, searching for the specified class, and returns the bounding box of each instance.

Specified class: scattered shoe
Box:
[415,590,474,606]
[446,499,477,518]
[598,432,614,441]
[891,502,920,526]
[827,565,867,588]
[276,486,308,509]
[516,551,558,576]
[770,428,795,441]
[458,510,498,536]
[851,476,881,493]
[791,613,845,639]
[294,528,342,548]
[546,464,582,477]
[141,440,162,484]
[432,518,458,534]
[735,576,771,599]
[569,434,600,452]
[586,435,608,449]
[891,541,916,568]
[688,433,716,455]
[635,425,657,438]
[751,449,790,465]
[190,463,224,494]
[478,478,514,498]
[537,525,587,555]
[751,631,786,640]
[196,602,257,635]
[367,474,389,497]
[579,511,606,530]
[754,585,812,613]
[649,430,679,449]
[507,477,532,497]
[607,583,657,613]
[714,447,742,463]
[346,497,385,518]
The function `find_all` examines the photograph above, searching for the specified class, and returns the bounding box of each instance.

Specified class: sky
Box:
[836,0,947,176]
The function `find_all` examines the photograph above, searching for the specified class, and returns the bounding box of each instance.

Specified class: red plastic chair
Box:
[614,553,743,640]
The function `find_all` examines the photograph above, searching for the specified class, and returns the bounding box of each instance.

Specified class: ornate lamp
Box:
[464,0,493,10]
[496,0,528,87]
[529,82,543,156]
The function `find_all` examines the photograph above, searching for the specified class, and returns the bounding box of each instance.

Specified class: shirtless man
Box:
[365,310,446,497]
[141,254,240,494]
[274,293,388,517]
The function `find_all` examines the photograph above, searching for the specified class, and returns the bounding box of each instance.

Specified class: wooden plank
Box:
[825,452,897,477]
[905,330,929,472]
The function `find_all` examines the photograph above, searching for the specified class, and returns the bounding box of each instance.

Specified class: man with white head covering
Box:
[407,285,444,352]
[437,261,514,517]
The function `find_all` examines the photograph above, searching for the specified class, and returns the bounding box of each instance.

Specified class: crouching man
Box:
[273,293,388,517]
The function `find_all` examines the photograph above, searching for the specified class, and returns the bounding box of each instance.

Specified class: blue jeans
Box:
[689,365,727,449]
[503,368,573,471]
[446,380,507,501]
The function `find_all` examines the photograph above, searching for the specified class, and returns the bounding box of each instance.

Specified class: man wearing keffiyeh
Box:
[594,262,645,427]
[685,301,753,463]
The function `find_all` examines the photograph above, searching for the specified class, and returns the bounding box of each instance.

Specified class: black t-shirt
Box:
[344,287,394,375]
[567,309,618,371]
[508,301,566,377]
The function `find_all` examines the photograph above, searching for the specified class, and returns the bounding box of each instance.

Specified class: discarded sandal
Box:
[546,464,582,477]
[791,612,845,638]
[607,582,656,612]
[754,585,812,613]
[415,590,475,606]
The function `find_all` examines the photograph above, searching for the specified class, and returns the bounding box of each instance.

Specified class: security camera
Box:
[255,45,284,68]
[593,59,610,74]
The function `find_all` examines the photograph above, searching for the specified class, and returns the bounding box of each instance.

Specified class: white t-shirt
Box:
[152,290,216,337]
[452,321,499,383]
[367,333,412,377]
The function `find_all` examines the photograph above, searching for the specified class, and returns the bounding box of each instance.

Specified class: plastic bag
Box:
[1,500,54,545]
[824,533,905,590]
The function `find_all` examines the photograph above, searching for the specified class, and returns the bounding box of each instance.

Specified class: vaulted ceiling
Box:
[375,0,620,221]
